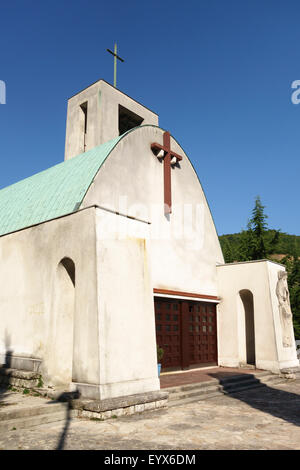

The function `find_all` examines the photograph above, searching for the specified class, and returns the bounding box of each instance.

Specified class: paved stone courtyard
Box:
[0,378,299,450]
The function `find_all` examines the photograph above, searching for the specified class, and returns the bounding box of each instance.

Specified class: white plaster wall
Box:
[95,208,160,399]
[81,126,224,297]
[65,80,158,160]
[216,260,299,373]
[0,208,100,388]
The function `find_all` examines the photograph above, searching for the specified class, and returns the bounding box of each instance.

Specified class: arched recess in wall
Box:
[47,257,75,387]
[239,289,255,366]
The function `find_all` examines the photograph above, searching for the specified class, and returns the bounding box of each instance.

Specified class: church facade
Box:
[0,79,298,400]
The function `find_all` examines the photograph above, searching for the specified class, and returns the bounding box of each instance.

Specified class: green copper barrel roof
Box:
[0,134,124,237]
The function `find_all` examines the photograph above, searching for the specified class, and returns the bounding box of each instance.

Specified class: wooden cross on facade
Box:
[151,131,183,215]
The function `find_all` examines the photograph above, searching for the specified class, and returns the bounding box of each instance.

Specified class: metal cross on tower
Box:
[107,43,125,88]
[151,131,183,215]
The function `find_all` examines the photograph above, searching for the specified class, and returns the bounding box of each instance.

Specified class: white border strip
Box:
[154,293,220,304]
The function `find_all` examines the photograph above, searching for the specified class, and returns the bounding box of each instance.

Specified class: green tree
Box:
[219,198,299,338]
[249,195,268,258]
[237,228,255,261]
[220,238,235,263]
[238,196,279,261]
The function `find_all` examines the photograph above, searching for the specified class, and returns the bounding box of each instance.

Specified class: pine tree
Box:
[239,196,279,260]
[221,238,234,263]
[236,229,254,261]
[248,196,268,259]
[219,198,298,338]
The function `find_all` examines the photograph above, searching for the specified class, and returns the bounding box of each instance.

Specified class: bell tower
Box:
[64,79,159,160]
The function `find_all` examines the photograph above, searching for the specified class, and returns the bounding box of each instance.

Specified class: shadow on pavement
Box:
[208,372,300,427]
[55,390,80,450]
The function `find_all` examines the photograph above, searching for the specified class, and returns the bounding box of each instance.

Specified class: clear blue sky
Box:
[1,0,299,236]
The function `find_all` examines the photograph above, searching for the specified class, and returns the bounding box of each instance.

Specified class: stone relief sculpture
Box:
[276,270,294,348]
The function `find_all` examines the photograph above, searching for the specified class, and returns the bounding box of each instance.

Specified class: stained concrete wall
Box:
[65,80,158,160]
[81,125,224,297]
[81,207,160,400]
[216,260,299,373]
[0,208,100,388]
[0,205,160,399]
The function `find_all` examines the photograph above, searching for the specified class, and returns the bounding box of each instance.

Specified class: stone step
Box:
[222,381,266,395]
[166,380,219,395]
[218,374,259,385]
[168,390,224,407]
[168,383,221,401]
[168,381,267,407]
[0,409,72,433]
[169,371,289,405]
[0,395,73,432]
[166,372,267,396]
[0,367,41,389]
[223,373,277,386]
[165,371,287,404]
[0,368,39,379]
[0,402,68,421]
[220,377,261,391]
[166,373,261,395]
[168,377,263,401]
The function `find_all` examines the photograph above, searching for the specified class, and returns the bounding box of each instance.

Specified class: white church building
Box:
[0,79,298,400]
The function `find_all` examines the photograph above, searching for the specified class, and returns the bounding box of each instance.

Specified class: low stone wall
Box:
[0,367,169,421]
[280,366,300,380]
[72,391,169,421]
[0,367,41,389]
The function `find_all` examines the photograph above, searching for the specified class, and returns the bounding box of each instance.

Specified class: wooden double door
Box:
[154,297,218,370]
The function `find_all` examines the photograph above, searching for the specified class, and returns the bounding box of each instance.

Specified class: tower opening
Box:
[80,101,88,152]
[119,104,144,135]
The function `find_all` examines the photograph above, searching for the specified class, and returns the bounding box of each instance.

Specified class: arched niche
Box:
[47,257,76,387]
[239,289,255,366]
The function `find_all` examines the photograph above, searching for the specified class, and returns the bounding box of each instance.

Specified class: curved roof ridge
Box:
[0,133,124,237]
[0,123,220,240]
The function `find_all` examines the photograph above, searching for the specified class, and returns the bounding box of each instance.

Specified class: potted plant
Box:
[157,345,164,376]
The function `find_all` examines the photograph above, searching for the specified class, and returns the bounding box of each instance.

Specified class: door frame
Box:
[154,292,219,371]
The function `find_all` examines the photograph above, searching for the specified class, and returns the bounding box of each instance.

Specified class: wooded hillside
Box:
[219,231,300,263]
[218,197,300,339]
